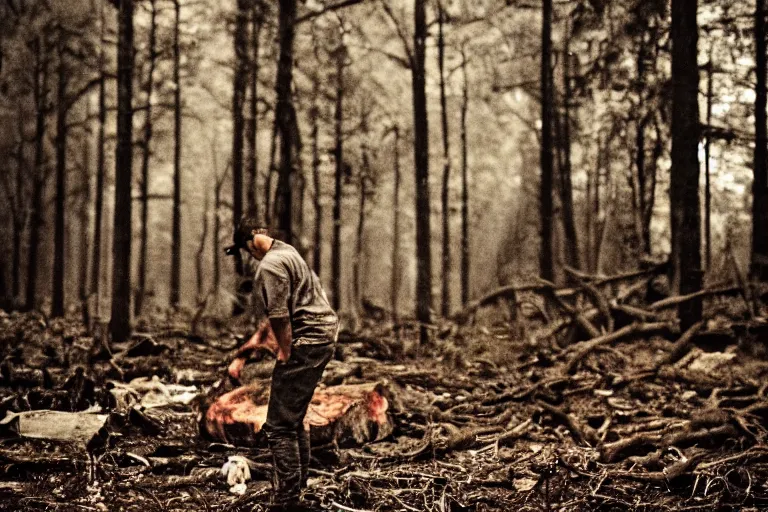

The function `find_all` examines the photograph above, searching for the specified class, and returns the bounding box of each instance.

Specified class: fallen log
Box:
[436,424,504,452]
[563,266,614,333]
[536,400,596,446]
[201,382,393,447]
[609,451,706,482]
[543,286,602,339]
[652,321,705,371]
[0,449,84,478]
[609,303,661,323]
[565,322,673,374]
[601,423,738,463]
[648,285,741,311]
[535,308,600,343]
[390,419,532,463]
[494,418,533,448]
[453,283,553,324]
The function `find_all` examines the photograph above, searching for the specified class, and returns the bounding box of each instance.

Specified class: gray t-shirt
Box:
[252,240,338,345]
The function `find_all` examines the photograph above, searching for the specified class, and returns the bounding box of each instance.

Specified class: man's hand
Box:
[277,346,291,362]
[227,357,247,381]
[269,317,292,362]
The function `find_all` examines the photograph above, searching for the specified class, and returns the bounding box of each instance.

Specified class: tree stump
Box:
[201,381,393,447]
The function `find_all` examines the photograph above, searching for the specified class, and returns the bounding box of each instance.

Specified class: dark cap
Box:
[224,215,269,256]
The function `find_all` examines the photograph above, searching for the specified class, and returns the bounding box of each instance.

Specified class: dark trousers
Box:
[263,343,334,505]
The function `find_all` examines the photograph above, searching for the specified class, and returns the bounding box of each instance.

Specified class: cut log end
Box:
[202,382,393,447]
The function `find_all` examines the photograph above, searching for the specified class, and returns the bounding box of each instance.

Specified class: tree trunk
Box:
[391,125,401,326]
[539,0,554,282]
[460,50,469,306]
[91,0,107,318]
[311,64,322,277]
[634,37,651,256]
[585,145,593,272]
[295,146,306,239]
[704,48,714,271]
[646,118,661,247]
[437,3,451,317]
[170,0,183,307]
[413,0,432,344]
[590,133,604,274]
[52,34,68,319]
[12,110,25,302]
[27,34,48,312]
[354,179,366,314]
[264,118,278,226]
[290,91,304,241]
[752,0,768,280]
[670,0,702,329]
[354,141,370,314]
[79,105,92,327]
[136,0,157,317]
[214,183,221,296]
[231,0,248,280]
[560,39,579,271]
[332,43,345,312]
[111,0,135,343]
[213,140,225,298]
[273,0,297,244]
[245,3,262,216]
[197,191,209,302]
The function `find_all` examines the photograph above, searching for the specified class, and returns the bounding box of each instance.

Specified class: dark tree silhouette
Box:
[111,0,135,343]
[27,34,49,312]
[230,0,250,316]
[752,0,768,281]
[170,0,183,307]
[51,31,69,319]
[437,2,451,317]
[391,124,402,324]
[669,0,702,329]
[704,46,714,270]
[310,31,322,276]
[273,0,298,243]
[412,0,432,343]
[245,1,262,216]
[91,0,107,318]
[11,110,25,303]
[460,48,469,306]
[78,106,91,326]
[558,25,579,272]
[354,112,372,314]
[332,41,346,311]
[136,0,158,316]
[539,0,554,282]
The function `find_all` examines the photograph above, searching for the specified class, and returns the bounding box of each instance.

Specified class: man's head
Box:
[225,216,272,260]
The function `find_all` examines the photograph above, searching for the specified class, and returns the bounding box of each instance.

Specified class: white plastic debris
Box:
[109,376,198,411]
[220,455,252,494]
[687,350,736,373]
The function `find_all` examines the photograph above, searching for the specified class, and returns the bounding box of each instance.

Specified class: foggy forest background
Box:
[0,0,765,343]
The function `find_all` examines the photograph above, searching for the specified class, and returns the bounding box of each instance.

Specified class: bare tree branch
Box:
[379,0,413,66]
[296,0,366,24]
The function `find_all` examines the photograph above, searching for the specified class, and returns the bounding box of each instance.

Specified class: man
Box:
[225,217,338,511]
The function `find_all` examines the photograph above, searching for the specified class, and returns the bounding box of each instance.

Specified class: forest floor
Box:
[1,295,768,512]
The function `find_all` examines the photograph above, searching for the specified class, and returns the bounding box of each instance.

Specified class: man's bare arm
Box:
[228,320,278,379]
[269,316,292,362]
[236,320,275,356]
